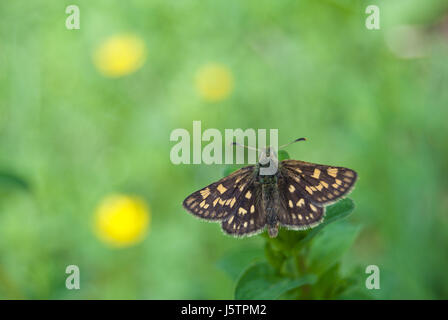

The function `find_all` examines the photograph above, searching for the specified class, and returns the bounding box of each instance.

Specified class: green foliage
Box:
[235,262,317,300]
[307,223,360,275]
[218,198,362,299]
[277,150,290,162]
[301,198,355,245]
[217,247,264,281]
[0,171,30,193]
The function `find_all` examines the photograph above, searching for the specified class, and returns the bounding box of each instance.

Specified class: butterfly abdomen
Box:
[260,174,280,238]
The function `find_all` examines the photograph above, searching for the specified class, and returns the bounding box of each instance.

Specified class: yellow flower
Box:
[93,34,146,78]
[195,63,234,102]
[94,194,150,247]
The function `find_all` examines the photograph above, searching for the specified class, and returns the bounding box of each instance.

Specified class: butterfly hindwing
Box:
[221,183,266,237]
[182,165,255,222]
[277,174,325,229]
[280,159,357,205]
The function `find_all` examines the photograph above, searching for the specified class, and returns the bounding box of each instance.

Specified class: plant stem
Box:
[295,253,312,299]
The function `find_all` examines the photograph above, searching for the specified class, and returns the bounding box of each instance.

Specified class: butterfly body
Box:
[248,161,278,238]
[183,147,357,238]
[261,180,280,238]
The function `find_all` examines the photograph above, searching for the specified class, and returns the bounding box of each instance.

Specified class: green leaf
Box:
[264,242,286,271]
[335,266,375,300]
[216,247,264,281]
[0,171,30,192]
[265,228,306,255]
[307,222,361,275]
[278,150,290,161]
[235,262,317,300]
[309,263,344,299]
[300,198,355,245]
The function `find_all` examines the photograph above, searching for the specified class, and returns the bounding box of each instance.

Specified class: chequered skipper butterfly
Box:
[182,138,357,238]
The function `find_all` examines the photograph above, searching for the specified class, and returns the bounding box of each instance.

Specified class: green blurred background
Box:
[1,0,448,299]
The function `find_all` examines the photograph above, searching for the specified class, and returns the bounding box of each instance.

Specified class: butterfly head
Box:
[258,146,278,166]
[232,137,307,168]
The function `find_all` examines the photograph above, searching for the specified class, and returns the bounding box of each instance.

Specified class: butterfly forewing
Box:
[182,165,255,222]
[281,160,357,205]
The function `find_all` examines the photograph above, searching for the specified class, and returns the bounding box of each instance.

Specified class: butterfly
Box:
[182,138,357,238]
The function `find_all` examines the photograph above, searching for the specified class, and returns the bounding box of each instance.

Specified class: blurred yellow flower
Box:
[94,194,150,247]
[195,63,234,102]
[93,34,146,77]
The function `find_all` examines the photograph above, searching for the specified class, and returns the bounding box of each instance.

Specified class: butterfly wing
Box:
[277,173,325,229]
[183,165,255,221]
[183,165,267,237]
[276,160,357,230]
[280,159,357,206]
[220,182,266,237]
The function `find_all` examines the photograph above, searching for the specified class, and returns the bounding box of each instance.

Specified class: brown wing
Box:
[280,159,358,206]
[277,172,325,230]
[221,182,266,237]
[182,165,255,222]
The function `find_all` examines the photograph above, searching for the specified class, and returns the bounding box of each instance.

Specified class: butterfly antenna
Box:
[279,137,307,149]
[231,142,259,151]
